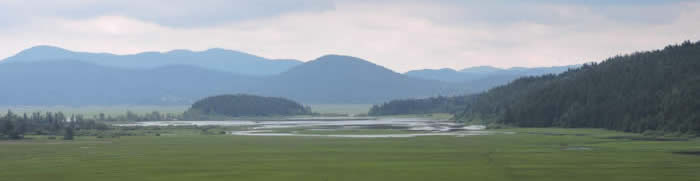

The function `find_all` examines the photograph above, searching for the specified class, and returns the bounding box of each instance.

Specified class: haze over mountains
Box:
[404,65,579,90]
[260,55,457,103]
[0,46,575,106]
[405,65,578,82]
[2,45,301,76]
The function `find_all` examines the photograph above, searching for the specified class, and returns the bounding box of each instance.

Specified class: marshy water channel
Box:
[116,117,494,138]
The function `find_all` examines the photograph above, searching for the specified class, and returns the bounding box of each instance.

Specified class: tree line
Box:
[455,40,700,134]
[0,110,109,140]
[92,111,182,122]
[368,95,475,116]
[0,110,187,140]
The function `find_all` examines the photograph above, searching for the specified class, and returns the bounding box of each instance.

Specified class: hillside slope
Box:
[262,55,461,103]
[456,41,700,134]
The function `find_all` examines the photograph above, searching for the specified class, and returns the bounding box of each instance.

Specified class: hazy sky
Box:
[0,0,699,72]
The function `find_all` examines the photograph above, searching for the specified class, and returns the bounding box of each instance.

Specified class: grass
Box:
[1,128,700,181]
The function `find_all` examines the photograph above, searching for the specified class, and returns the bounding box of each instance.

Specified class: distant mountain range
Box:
[0,60,256,105]
[0,46,575,105]
[403,65,579,92]
[0,54,465,105]
[1,45,301,76]
[404,65,579,83]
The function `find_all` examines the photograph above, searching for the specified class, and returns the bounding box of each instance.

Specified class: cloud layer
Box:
[1,0,698,72]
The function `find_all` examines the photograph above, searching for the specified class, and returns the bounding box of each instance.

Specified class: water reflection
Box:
[115,117,492,138]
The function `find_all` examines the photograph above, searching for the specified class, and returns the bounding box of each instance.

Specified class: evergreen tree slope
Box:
[456,41,700,134]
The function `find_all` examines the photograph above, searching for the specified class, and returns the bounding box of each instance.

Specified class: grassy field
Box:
[1,128,699,181]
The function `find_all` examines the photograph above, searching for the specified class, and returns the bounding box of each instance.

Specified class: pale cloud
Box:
[0,0,699,72]
[0,0,334,27]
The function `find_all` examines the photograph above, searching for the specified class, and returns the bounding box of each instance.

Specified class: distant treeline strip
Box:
[0,110,182,140]
[0,110,104,140]
[368,95,475,116]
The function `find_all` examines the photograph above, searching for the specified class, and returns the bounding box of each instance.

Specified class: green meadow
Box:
[2,128,699,181]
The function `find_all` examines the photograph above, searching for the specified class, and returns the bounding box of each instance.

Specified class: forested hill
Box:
[184,94,311,119]
[456,41,700,134]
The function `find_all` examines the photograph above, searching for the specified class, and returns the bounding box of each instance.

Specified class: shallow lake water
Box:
[115,117,494,138]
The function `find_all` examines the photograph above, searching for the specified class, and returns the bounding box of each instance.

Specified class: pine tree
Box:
[63,127,74,140]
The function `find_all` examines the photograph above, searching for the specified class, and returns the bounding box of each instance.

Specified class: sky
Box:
[0,0,699,72]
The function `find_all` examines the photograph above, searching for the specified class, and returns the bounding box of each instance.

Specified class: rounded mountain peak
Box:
[281,54,395,76]
[312,54,373,64]
[18,45,71,55]
[3,45,75,63]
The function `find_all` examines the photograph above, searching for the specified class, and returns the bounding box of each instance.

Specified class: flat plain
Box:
[1,128,699,181]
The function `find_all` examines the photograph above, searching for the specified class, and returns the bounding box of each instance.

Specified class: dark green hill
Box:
[185,94,311,118]
[456,41,700,134]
